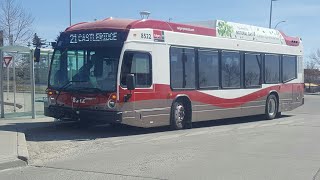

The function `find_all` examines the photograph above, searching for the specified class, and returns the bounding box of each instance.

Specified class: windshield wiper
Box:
[76,87,104,94]
[54,80,87,106]
[58,80,87,91]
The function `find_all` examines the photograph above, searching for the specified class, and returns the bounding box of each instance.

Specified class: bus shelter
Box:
[0,46,53,119]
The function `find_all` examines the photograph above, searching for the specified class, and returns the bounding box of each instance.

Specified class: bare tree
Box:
[305,58,320,92]
[310,49,320,68]
[0,0,34,45]
[222,60,240,87]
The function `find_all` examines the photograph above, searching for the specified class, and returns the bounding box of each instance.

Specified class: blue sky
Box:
[20,0,320,58]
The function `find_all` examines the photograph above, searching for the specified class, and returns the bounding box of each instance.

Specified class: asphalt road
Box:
[0,95,320,180]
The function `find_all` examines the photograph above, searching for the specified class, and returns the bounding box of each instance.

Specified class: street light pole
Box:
[69,0,72,26]
[269,0,278,28]
[274,20,286,29]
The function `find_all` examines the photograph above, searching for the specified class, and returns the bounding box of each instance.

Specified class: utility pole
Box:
[269,0,278,28]
[69,0,72,26]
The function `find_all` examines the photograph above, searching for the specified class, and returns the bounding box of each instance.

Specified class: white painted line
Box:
[149,134,183,141]
[185,130,209,137]
[290,122,305,126]
[237,124,259,130]
[209,128,233,133]
[278,120,296,125]
[259,122,279,127]
[111,140,125,143]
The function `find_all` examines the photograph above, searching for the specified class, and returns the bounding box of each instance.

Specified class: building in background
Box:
[304,69,320,93]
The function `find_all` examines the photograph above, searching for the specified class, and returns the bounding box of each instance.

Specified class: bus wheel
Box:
[171,101,186,130]
[276,112,282,118]
[265,94,278,120]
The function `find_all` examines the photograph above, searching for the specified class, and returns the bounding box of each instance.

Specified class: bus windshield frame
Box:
[48,30,128,93]
[48,47,122,93]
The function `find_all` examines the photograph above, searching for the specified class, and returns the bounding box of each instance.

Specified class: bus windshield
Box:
[49,47,121,92]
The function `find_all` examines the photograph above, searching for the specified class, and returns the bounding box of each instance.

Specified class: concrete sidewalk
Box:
[0,117,53,171]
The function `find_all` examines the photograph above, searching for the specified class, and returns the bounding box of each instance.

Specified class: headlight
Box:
[107,100,116,109]
[49,97,56,104]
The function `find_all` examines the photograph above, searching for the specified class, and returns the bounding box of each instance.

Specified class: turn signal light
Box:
[46,89,56,95]
[110,94,117,100]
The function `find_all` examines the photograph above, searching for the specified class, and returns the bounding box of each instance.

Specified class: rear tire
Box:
[265,94,279,120]
[276,112,282,118]
[170,101,191,130]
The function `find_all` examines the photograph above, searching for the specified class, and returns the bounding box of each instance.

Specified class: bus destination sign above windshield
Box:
[69,32,118,44]
[57,31,127,47]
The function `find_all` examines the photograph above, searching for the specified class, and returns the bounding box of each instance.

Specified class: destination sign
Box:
[69,32,118,44]
[57,31,128,47]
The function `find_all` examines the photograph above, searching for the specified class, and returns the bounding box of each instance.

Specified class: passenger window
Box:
[282,55,297,82]
[245,53,262,87]
[120,52,152,88]
[265,54,280,83]
[198,50,219,88]
[221,51,241,88]
[170,47,195,89]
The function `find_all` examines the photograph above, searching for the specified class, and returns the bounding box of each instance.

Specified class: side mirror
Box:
[34,48,41,62]
[126,74,136,90]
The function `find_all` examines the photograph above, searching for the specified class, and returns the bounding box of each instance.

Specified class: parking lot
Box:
[0,95,319,180]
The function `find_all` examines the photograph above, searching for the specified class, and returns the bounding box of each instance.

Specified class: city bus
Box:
[44,17,304,129]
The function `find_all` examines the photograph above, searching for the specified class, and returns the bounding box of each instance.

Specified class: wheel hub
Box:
[268,98,276,116]
[175,104,185,125]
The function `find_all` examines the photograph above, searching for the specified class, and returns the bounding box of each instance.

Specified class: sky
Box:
[19,0,320,58]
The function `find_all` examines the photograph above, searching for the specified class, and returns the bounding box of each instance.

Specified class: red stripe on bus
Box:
[119,83,304,108]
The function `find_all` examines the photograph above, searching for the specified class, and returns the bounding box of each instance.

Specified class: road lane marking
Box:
[259,122,279,127]
[278,120,296,125]
[290,122,306,126]
[237,124,259,130]
[148,134,184,142]
[209,128,233,133]
[185,130,210,137]
[111,139,125,143]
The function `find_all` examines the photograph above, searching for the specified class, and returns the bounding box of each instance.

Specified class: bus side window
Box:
[121,52,152,88]
[120,53,133,86]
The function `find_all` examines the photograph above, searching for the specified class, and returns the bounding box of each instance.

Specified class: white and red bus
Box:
[45,18,304,129]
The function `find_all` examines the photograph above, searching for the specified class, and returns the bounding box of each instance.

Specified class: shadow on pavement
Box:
[0,115,292,143]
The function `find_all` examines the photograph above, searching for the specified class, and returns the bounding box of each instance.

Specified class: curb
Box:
[0,132,29,171]
[0,118,53,171]
[0,158,26,171]
[17,132,29,163]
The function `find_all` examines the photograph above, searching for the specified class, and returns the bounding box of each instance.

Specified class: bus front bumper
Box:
[44,106,122,124]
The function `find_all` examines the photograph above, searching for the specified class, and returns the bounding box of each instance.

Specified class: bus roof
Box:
[65,17,300,47]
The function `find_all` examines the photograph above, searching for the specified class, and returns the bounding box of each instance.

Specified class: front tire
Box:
[265,94,279,120]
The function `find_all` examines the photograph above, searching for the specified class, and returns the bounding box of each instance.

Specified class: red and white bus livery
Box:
[45,17,304,129]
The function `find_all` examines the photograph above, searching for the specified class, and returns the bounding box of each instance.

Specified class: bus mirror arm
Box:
[124,74,135,102]
[124,92,132,102]
[126,74,136,91]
